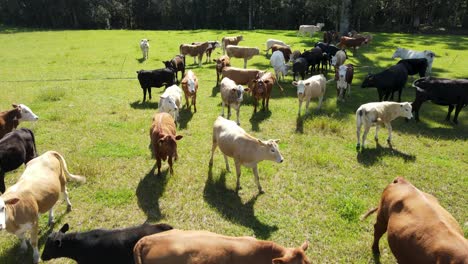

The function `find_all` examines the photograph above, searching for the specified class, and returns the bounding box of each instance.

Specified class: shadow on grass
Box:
[203,167,278,239]
[130,100,158,110]
[357,143,416,166]
[295,116,304,133]
[136,58,146,63]
[372,252,383,264]
[249,109,271,132]
[136,163,169,222]
[211,85,219,97]
[178,108,194,130]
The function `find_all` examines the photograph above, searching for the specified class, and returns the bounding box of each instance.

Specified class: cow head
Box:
[361,74,374,88]
[231,85,248,102]
[158,134,183,160]
[272,241,309,264]
[13,104,39,121]
[187,77,197,94]
[41,223,70,260]
[163,61,174,70]
[292,80,310,96]
[399,102,413,119]
[140,39,149,46]
[0,197,20,231]
[336,65,349,101]
[160,95,178,112]
[258,139,283,163]
[391,47,403,59]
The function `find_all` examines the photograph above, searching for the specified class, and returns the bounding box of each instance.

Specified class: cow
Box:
[221,35,243,54]
[355,102,413,150]
[150,112,183,176]
[392,47,435,75]
[180,70,198,112]
[165,55,185,84]
[265,39,290,56]
[41,222,173,264]
[140,39,149,60]
[133,229,310,264]
[192,41,221,63]
[412,77,468,124]
[159,85,182,124]
[362,177,468,263]
[0,128,37,193]
[297,24,324,37]
[270,44,292,62]
[251,72,281,113]
[136,68,175,102]
[361,63,409,102]
[292,74,327,116]
[315,42,341,58]
[331,50,347,70]
[290,50,302,63]
[226,45,260,69]
[0,151,86,263]
[179,42,212,67]
[323,30,340,44]
[292,57,309,81]
[219,77,249,125]
[221,67,263,86]
[209,116,283,194]
[214,55,231,86]
[300,48,325,74]
[0,104,39,139]
[335,64,354,102]
[397,58,428,78]
[270,50,290,82]
[337,36,369,52]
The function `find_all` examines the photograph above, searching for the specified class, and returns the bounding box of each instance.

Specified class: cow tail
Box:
[133,240,144,264]
[29,129,38,158]
[361,207,378,220]
[51,151,86,183]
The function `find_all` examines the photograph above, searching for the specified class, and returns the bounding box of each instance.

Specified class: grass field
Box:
[0,28,467,263]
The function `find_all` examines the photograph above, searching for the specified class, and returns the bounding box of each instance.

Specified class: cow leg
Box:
[168,156,174,175]
[209,138,217,166]
[372,219,387,255]
[254,99,258,113]
[0,170,5,194]
[362,125,371,149]
[356,119,362,150]
[385,122,393,148]
[252,165,264,194]
[17,232,28,252]
[185,94,190,109]
[374,125,380,144]
[224,154,231,172]
[148,88,152,100]
[305,99,311,113]
[216,72,220,86]
[266,97,269,111]
[453,103,463,125]
[64,186,72,212]
[398,89,402,102]
[30,222,40,263]
[234,159,242,193]
[446,105,454,121]
[193,56,196,65]
[157,158,162,176]
[377,89,383,102]
[262,97,266,111]
[227,105,232,120]
[317,96,324,110]
[243,59,247,69]
[347,83,351,96]
[221,101,225,117]
[193,94,197,112]
[198,55,203,67]
[235,107,240,125]
[298,100,303,116]
[142,88,147,102]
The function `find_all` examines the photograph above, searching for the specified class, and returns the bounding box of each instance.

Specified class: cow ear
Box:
[4,198,19,205]
[175,135,183,140]
[60,223,69,233]
[273,139,280,143]
[301,240,309,251]
[12,103,19,108]
[292,81,298,86]
[243,88,250,92]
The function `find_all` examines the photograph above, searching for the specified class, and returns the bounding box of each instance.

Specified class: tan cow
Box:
[180,70,198,112]
[363,177,468,264]
[221,35,243,54]
[209,116,283,193]
[221,67,263,87]
[226,45,260,69]
[0,151,85,263]
[133,229,310,264]
[214,55,231,86]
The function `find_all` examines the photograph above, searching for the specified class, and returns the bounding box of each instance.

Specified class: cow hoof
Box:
[259,189,265,194]
[66,205,72,212]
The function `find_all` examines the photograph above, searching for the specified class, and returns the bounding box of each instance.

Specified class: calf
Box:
[165,55,185,84]
[363,177,468,263]
[292,57,309,81]
[0,128,37,193]
[209,116,283,193]
[335,64,354,102]
[337,36,368,52]
[361,63,409,102]
[0,151,85,263]
[392,47,435,75]
[221,35,243,54]
[271,44,292,62]
[412,77,468,124]
[180,70,198,112]
[397,58,428,78]
[220,77,249,125]
[0,104,39,139]
[140,39,149,60]
[300,48,324,74]
[265,38,290,56]
[159,85,182,124]
[226,45,260,69]
[221,67,263,86]
[41,223,173,264]
[293,74,327,116]
[331,50,347,69]
[270,50,289,81]
[150,112,183,176]
[136,68,175,102]
[192,41,221,63]
[214,55,231,86]
[134,229,310,264]
[251,72,281,113]
[356,102,412,150]
[179,42,212,67]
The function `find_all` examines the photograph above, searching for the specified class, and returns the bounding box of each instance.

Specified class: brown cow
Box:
[251,72,283,113]
[221,35,243,54]
[150,112,183,176]
[179,42,212,67]
[363,177,468,263]
[180,70,198,112]
[0,104,39,139]
[271,44,292,62]
[214,55,231,86]
[221,67,263,87]
[337,36,368,52]
[133,229,310,264]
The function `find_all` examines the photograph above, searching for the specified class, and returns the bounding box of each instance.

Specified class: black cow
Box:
[397,58,428,77]
[41,222,173,264]
[412,77,468,124]
[361,63,409,102]
[292,57,309,81]
[136,68,175,102]
[301,48,324,74]
[314,42,341,57]
[0,128,37,193]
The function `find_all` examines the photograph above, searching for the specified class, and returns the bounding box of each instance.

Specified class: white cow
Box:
[209,116,283,193]
[336,64,354,102]
[270,50,290,81]
[159,85,182,124]
[220,77,249,125]
[391,47,435,75]
[292,74,327,115]
[356,101,413,150]
[297,23,324,37]
[140,39,150,60]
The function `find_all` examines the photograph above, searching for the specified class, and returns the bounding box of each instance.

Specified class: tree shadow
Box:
[357,143,416,166]
[178,108,194,130]
[136,163,169,222]
[130,100,159,110]
[249,109,272,132]
[203,167,278,239]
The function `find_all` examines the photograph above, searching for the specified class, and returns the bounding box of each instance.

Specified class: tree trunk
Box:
[248,0,253,29]
[339,0,351,35]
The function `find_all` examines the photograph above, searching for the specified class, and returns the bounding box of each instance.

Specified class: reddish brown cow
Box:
[250,72,283,113]
[363,177,468,263]
[271,44,292,62]
[0,104,39,139]
[337,36,368,52]
[133,229,310,264]
[150,113,183,176]
[214,55,231,86]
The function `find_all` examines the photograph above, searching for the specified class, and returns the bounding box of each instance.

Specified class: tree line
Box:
[1,0,467,33]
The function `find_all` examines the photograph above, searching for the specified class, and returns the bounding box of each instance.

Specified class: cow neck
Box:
[265,241,287,259]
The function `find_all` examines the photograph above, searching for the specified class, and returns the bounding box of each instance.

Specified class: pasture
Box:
[0,28,467,263]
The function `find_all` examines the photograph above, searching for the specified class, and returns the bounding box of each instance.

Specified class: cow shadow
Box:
[400,119,468,140]
[203,167,278,239]
[357,143,416,166]
[178,108,194,130]
[211,85,220,97]
[137,58,146,63]
[249,109,272,132]
[130,100,159,110]
[136,163,169,222]
[295,116,304,133]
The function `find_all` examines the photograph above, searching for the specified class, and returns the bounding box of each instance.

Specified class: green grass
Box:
[0,29,467,263]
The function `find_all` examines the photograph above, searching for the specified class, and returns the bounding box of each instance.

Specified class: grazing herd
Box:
[0,27,466,264]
